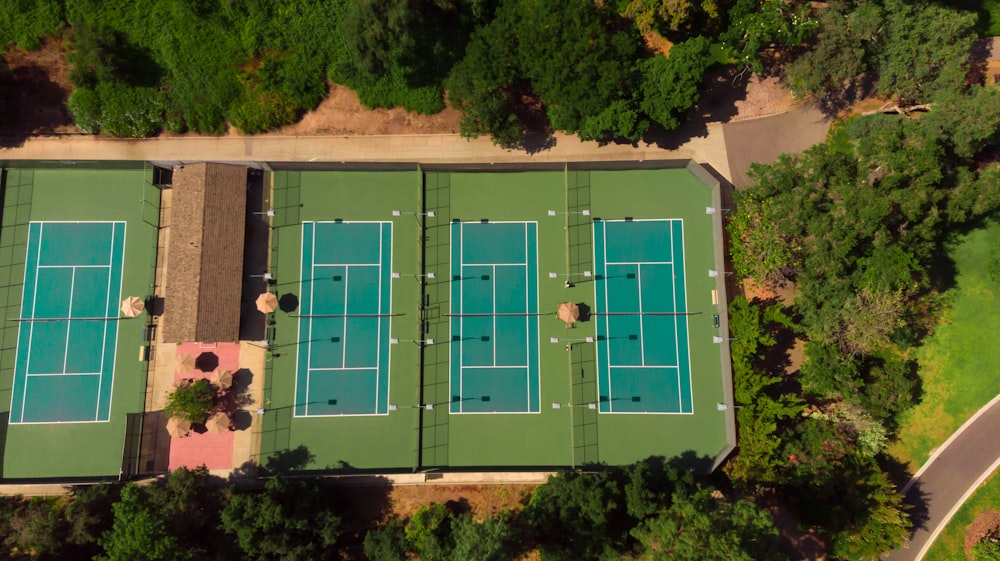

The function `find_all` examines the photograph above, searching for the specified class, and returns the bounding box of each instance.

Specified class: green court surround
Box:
[0,167,159,479]
[262,162,734,473]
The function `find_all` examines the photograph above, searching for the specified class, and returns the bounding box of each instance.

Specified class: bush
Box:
[229,88,297,134]
[363,520,409,561]
[67,87,103,133]
[95,82,163,137]
[164,379,215,424]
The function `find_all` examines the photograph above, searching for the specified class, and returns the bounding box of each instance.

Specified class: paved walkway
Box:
[0,128,733,181]
[723,105,831,188]
[884,395,1000,561]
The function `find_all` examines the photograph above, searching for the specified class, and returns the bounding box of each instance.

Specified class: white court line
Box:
[20,223,43,423]
[524,222,530,410]
[492,265,496,367]
[461,262,529,267]
[341,266,349,368]
[384,221,394,416]
[678,220,692,412]
[36,264,111,269]
[607,260,673,266]
[462,365,528,370]
[97,221,124,421]
[603,221,613,412]
[606,365,680,369]
[310,367,379,372]
[61,267,76,373]
[459,221,465,413]
[637,266,646,367]
[306,224,317,416]
[313,262,379,267]
[375,224,382,414]
[26,371,102,377]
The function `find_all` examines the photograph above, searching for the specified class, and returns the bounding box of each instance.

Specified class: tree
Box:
[450,512,513,561]
[833,287,905,356]
[5,497,69,559]
[728,192,798,285]
[877,0,976,104]
[722,0,817,74]
[164,379,216,424]
[405,503,453,561]
[98,484,182,561]
[220,477,341,561]
[624,0,721,34]
[630,488,786,561]
[639,36,714,133]
[524,470,631,561]
[784,0,883,97]
[363,520,409,561]
[515,0,643,135]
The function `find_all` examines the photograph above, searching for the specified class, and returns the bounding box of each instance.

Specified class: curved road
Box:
[884,394,1000,561]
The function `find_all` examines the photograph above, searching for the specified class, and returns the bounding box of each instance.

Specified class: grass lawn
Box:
[889,221,1000,470]
[923,467,1000,561]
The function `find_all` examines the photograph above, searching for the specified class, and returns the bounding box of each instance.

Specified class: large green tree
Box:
[220,477,342,561]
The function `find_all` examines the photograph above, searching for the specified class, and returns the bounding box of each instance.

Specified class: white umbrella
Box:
[205,411,231,434]
[120,296,145,318]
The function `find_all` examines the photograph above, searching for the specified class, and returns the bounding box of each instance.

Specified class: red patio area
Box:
[168,342,240,471]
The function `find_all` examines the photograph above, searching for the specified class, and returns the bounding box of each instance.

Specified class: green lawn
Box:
[924,466,1000,561]
[890,222,1000,470]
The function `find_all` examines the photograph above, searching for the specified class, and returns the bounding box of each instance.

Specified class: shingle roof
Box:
[162,163,248,343]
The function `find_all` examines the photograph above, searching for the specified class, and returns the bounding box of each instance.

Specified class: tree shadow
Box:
[0,63,72,136]
[814,72,879,118]
[887,466,932,538]
[328,475,396,553]
[262,445,315,475]
[969,38,993,87]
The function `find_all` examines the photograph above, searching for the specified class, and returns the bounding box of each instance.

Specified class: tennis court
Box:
[9,221,126,423]
[449,221,540,413]
[593,219,693,414]
[294,221,393,416]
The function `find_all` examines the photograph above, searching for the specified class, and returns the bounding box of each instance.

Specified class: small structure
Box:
[120,296,145,318]
[557,302,580,327]
[161,163,248,343]
[255,292,278,314]
[205,411,231,434]
[166,417,192,438]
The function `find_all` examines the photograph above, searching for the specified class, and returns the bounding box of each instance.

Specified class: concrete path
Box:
[723,105,830,188]
[884,394,1000,561]
[0,127,733,182]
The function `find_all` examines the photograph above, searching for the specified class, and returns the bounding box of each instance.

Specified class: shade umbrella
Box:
[166,416,191,438]
[120,296,145,318]
[205,411,231,434]
[175,353,196,374]
[210,369,233,390]
[256,292,278,314]
[557,302,580,326]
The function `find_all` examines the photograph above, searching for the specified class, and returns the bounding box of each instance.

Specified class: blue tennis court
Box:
[295,222,392,416]
[10,221,126,424]
[593,219,693,414]
[450,221,540,413]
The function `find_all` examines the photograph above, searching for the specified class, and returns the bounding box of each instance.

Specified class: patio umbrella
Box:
[175,353,196,374]
[205,411,231,434]
[256,292,278,314]
[557,302,580,326]
[120,296,145,318]
[210,369,233,390]
[166,416,191,438]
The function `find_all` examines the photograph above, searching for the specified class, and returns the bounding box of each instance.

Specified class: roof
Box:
[161,163,248,343]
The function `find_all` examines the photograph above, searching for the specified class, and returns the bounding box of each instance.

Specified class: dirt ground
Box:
[0,37,77,135]
[1,40,796,140]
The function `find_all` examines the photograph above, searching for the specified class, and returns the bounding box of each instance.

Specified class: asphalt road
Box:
[884,395,1000,561]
